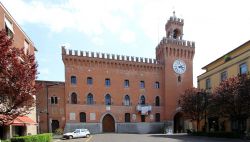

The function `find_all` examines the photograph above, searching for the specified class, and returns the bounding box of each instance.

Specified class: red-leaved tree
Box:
[180,88,208,131]
[0,30,38,125]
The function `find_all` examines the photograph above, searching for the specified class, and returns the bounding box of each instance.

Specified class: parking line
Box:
[85,135,93,142]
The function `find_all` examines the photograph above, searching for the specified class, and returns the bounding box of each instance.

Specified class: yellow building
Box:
[197,40,250,132]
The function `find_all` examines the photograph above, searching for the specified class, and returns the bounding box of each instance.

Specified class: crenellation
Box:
[91,52,94,57]
[112,54,115,59]
[69,49,72,55]
[121,55,125,60]
[107,54,110,59]
[126,56,129,61]
[117,55,120,60]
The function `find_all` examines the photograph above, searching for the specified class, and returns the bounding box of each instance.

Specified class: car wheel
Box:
[69,136,73,139]
[86,134,90,138]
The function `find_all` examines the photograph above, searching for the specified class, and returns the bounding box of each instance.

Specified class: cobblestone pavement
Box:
[87,133,247,142]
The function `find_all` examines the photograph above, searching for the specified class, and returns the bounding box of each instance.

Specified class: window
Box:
[71,76,77,84]
[155,113,160,122]
[105,94,111,105]
[87,77,93,85]
[141,115,145,122]
[155,96,160,106]
[105,78,111,87]
[124,95,130,106]
[140,95,146,105]
[51,96,58,104]
[87,93,94,104]
[124,80,129,88]
[140,81,145,88]
[205,78,211,90]
[79,112,86,122]
[125,113,130,122]
[155,82,160,88]
[239,63,248,75]
[71,92,77,104]
[24,40,29,55]
[220,71,227,82]
[4,17,14,38]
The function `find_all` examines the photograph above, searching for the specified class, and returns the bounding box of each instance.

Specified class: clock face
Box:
[173,59,186,74]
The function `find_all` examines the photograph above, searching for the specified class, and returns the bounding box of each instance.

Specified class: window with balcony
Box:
[105,94,111,105]
[124,95,130,106]
[105,78,111,87]
[155,113,160,122]
[79,112,86,122]
[124,80,129,88]
[51,96,58,104]
[140,81,145,89]
[155,82,160,88]
[155,96,160,106]
[125,113,130,122]
[239,63,248,75]
[87,93,94,104]
[220,71,227,82]
[87,77,93,85]
[71,76,77,85]
[71,92,77,104]
[140,95,146,105]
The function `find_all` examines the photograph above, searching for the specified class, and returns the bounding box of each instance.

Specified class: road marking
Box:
[85,135,93,142]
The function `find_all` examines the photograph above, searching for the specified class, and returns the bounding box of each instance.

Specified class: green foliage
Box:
[191,131,241,139]
[1,139,10,142]
[10,133,52,142]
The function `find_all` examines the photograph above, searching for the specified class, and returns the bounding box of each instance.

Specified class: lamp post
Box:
[46,82,59,133]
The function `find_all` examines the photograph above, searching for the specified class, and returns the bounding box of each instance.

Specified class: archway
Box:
[102,114,115,132]
[51,120,59,133]
[174,112,184,133]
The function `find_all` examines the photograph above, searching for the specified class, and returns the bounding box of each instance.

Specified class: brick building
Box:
[37,12,195,134]
[0,2,37,139]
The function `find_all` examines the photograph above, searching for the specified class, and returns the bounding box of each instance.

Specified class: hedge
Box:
[191,131,241,139]
[10,133,52,142]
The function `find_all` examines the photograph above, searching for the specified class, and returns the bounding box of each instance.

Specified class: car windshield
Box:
[74,130,80,133]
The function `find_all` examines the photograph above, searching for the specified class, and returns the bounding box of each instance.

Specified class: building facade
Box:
[0,2,37,139]
[198,40,250,132]
[37,13,195,134]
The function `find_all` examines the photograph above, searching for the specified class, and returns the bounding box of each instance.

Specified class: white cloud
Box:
[120,30,136,44]
[91,37,104,46]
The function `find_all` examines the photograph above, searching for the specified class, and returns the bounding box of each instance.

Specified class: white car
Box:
[63,129,90,139]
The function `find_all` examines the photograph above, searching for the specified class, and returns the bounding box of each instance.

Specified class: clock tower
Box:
[156,12,195,133]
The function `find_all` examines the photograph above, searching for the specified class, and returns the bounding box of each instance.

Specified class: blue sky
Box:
[1,0,250,86]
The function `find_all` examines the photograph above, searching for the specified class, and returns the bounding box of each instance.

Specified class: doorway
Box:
[102,114,115,132]
[174,112,184,133]
[51,120,59,133]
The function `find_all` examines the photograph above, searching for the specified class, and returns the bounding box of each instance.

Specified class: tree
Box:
[211,74,250,133]
[180,88,208,131]
[0,30,38,125]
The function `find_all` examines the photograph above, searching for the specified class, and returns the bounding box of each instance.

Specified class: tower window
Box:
[173,29,179,39]
[155,113,160,122]
[51,96,58,104]
[124,95,130,106]
[124,80,129,88]
[71,76,77,85]
[140,95,146,105]
[155,82,160,88]
[178,76,181,82]
[87,93,94,104]
[105,78,111,87]
[155,96,160,106]
[71,92,77,104]
[105,94,111,105]
[87,77,93,85]
[140,81,145,88]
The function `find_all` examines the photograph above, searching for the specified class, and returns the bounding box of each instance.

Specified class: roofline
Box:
[201,40,250,70]
[0,2,37,51]
[35,80,65,84]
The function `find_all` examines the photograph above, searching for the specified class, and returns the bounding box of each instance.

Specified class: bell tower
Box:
[156,12,195,133]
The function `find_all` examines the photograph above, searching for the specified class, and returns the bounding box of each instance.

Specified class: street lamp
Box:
[46,82,59,133]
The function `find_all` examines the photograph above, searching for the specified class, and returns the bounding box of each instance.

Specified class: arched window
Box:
[155,113,160,122]
[140,95,145,105]
[79,112,86,122]
[125,113,130,122]
[105,94,111,105]
[155,82,160,88]
[124,95,130,106]
[71,76,77,84]
[71,92,77,104]
[173,29,179,39]
[155,96,160,106]
[87,93,94,104]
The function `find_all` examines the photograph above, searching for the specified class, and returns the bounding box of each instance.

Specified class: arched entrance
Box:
[51,120,59,133]
[174,112,184,133]
[102,114,115,132]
